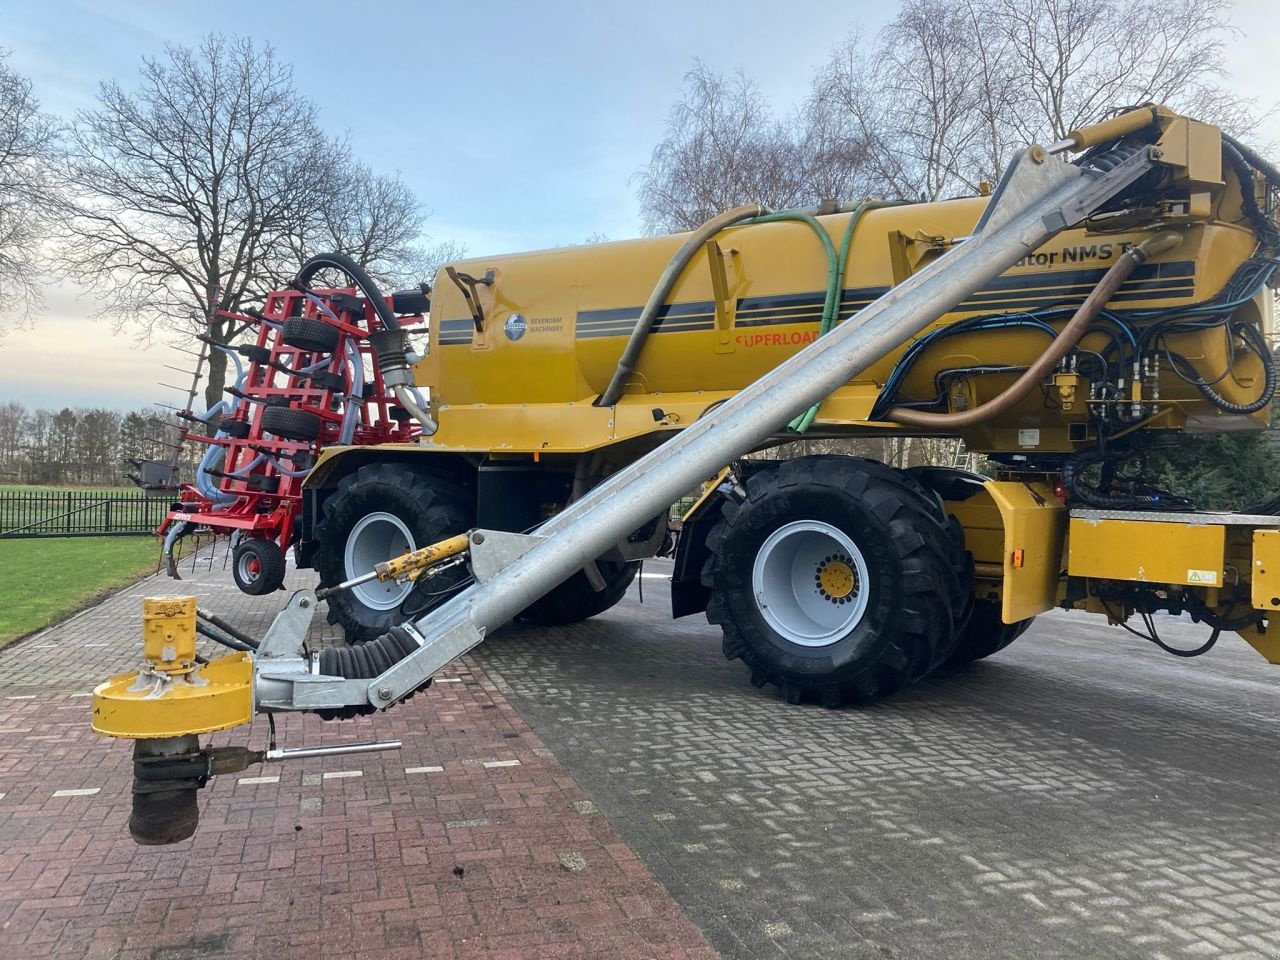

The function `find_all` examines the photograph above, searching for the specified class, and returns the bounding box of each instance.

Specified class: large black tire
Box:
[314,463,473,644]
[904,467,1032,667]
[232,538,287,595]
[282,317,340,353]
[945,599,1033,668]
[261,406,322,442]
[517,559,639,626]
[703,456,959,706]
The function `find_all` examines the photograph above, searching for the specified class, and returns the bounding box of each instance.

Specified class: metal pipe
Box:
[392,384,438,435]
[265,739,402,761]
[597,203,770,407]
[352,148,1156,709]
[886,231,1181,428]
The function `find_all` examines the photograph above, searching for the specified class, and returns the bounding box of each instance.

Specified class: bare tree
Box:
[59,36,341,410]
[636,63,813,234]
[813,4,1019,201]
[811,0,1254,203]
[993,0,1251,143]
[0,51,60,331]
[300,159,463,289]
[59,35,451,411]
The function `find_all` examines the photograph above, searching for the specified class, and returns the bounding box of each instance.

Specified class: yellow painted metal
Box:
[818,560,856,599]
[91,651,254,739]
[141,596,198,675]
[1238,622,1280,664]
[1251,529,1280,612]
[681,467,732,524]
[1068,518,1226,587]
[1063,105,1167,150]
[376,533,470,582]
[408,202,1264,460]
[984,481,1066,624]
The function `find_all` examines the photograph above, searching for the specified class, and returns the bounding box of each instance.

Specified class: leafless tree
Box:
[635,64,814,234]
[295,160,464,289]
[811,0,1255,202]
[992,0,1252,143]
[59,35,451,411]
[0,51,60,331]
[813,4,1021,201]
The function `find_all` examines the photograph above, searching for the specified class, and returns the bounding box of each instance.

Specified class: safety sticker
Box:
[1186,569,1218,584]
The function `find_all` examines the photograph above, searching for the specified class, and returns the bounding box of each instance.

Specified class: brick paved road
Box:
[0,551,715,960]
[475,560,1280,960]
[2,551,1279,960]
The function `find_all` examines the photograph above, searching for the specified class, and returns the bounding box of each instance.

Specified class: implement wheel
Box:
[261,406,322,442]
[315,463,472,644]
[703,456,958,706]
[282,317,340,353]
[232,538,287,595]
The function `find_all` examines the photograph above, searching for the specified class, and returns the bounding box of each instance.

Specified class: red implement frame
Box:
[159,286,424,589]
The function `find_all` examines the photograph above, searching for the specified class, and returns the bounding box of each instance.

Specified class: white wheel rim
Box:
[750,520,870,647]
[345,512,415,611]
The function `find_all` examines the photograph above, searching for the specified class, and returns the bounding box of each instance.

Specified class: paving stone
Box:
[0,551,714,959]
[474,559,1280,960]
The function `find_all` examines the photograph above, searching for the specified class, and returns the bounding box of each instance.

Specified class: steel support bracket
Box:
[468,529,548,583]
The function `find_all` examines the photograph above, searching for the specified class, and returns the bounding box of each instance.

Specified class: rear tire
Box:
[703,456,957,706]
[945,598,1033,667]
[232,538,287,595]
[517,559,638,626]
[314,463,472,644]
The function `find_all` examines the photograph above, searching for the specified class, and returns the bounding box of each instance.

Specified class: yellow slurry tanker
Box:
[93,105,1280,843]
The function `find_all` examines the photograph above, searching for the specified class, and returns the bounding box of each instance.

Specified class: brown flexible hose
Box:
[885,231,1182,428]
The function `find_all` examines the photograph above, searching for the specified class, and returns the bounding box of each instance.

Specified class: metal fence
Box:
[0,490,171,538]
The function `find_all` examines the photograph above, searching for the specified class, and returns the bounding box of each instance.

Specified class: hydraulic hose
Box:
[597,204,770,407]
[295,252,399,332]
[783,201,902,433]
[886,231,1182,428]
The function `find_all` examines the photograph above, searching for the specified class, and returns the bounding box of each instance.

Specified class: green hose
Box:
[750,203,899,433]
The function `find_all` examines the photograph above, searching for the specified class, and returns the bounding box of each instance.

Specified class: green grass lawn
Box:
[0,537,160,648]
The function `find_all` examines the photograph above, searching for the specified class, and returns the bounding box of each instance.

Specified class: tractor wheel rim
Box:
[345,512,415,611]
[751,520,870,647]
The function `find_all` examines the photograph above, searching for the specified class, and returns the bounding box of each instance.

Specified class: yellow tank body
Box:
[415,191,1268,458]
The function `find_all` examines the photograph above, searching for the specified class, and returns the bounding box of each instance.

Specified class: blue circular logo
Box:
[504,313,527,341]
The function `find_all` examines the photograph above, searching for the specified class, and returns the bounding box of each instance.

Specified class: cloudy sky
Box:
[0,0,1275,412]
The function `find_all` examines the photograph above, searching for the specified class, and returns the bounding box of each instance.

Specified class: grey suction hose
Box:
[886,231,1183,428]
[596,204,770,407]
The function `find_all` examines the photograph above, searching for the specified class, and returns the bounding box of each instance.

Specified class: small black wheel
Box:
[218,419,251,439]
[232,538,287,595]
[282,317,340,353]
[314,463,473,644]
[261,406,322,442]
[517,559,638,626]
[703,456,958,706]
[944,598,1033,667]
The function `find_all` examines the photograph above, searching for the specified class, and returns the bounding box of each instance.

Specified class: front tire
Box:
[703,457,958,706]
[314,463,472,644]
